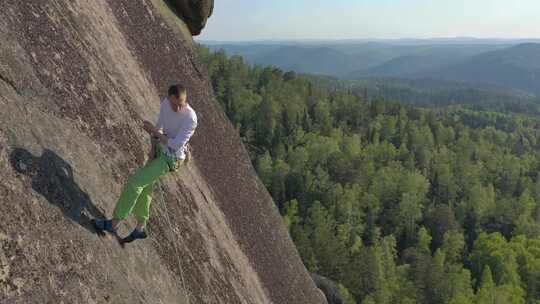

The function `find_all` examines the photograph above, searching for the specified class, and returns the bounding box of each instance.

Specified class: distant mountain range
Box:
[347,45,505,78]
[250,46,356,77]
[417,43,540,95]
[201,38,540,46]
[203,40,540,97]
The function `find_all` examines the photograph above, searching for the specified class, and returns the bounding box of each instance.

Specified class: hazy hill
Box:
[254,46,355,76]
[206,43,283,62]
[208,44,361,76]
[419,43,540,95]
[207,43,446,77]
[348,45,506,78]
[207,42,511,79]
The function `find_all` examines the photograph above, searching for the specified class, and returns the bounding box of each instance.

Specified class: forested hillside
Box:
[306,76,540,116]
[205,41,540,99]
[199,46,540,304]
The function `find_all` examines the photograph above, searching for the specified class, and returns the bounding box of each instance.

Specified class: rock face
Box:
[167,0,214,36]
[0,1,325,303]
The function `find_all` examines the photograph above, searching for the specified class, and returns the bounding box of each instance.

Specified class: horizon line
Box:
[197,36,540,42]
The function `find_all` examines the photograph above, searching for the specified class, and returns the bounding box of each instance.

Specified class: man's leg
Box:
[112,156,169,227]
[132,181,156,230]
[120,179,159,244]
[133,136,161,230]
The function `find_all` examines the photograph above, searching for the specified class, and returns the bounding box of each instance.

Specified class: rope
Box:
[137,111,191,302]
[156,179,191,304]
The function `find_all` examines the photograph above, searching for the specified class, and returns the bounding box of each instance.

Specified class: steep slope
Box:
[0,1,326,303]
[419,43,540,95]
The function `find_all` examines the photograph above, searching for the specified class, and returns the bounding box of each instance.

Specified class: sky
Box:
[198,0,540,41]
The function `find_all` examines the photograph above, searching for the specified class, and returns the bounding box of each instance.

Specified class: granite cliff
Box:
[0,1,326,303]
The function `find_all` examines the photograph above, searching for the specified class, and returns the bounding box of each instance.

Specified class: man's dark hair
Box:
[168,84,187,98]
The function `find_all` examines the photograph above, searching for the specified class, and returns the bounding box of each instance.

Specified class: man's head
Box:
[168,84,188,109]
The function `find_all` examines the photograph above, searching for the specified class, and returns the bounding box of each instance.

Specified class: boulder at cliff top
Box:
[167,0,214,35]
[311,273,345,304]
[0,0,325,303]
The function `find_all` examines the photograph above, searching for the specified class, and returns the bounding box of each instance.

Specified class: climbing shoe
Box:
[120,228,148,246]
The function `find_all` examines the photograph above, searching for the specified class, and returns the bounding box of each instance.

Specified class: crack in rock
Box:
[0,73,21,95]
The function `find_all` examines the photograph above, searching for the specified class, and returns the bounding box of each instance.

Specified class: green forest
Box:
[198,46,540,304]
[306,75,540,117]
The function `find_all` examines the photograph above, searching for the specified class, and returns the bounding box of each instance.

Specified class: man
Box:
[93,84,198,244]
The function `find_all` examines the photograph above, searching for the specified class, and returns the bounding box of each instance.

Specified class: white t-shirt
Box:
[155,97,198,160]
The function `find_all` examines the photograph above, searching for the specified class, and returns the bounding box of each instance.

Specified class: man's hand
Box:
[142,120,156,135]
[142,120,167,145]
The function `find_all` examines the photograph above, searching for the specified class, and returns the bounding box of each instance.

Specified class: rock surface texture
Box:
[0,1,326,303]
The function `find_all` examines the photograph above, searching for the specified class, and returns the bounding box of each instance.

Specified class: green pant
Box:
[112,145,181,224]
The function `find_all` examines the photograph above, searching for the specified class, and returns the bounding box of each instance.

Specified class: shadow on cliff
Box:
[9,148,105,233]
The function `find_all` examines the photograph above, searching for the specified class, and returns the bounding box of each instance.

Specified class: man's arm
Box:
[143,99,165,135]
[154,100,164,131]
[142,120,156,135]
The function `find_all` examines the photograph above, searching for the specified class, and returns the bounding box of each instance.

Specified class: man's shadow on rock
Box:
[10,148,105,234]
